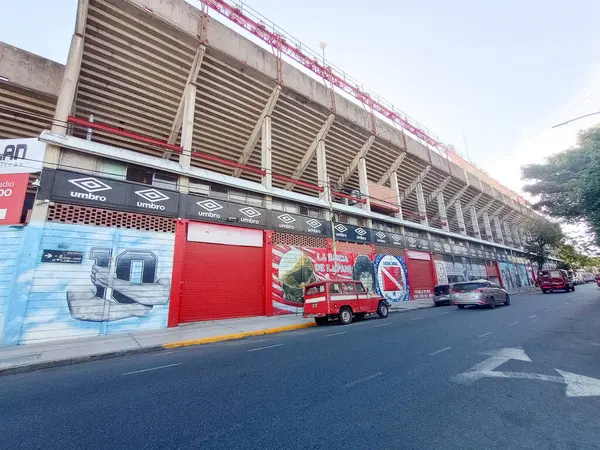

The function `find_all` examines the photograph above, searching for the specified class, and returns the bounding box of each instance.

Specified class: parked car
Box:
[573,276,584,286]
[450,280,510,309]
[538,269,575,293]
[433,284,452,306]
[303,280,391,325]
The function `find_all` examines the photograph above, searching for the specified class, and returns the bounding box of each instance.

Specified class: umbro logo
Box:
[68,177,112,202]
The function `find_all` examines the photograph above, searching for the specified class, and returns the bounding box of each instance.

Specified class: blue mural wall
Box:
[1,222,174,346]
[373,254,410,303]
[0,226,26,343]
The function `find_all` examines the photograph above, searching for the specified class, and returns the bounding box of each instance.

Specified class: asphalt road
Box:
[2,284,600,450]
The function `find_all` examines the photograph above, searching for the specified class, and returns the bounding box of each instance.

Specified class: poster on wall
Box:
[0,172,29,225]
[16,223,175,344]
[435,260,449,285]
[374,254,410,303]
[272,245,355,314]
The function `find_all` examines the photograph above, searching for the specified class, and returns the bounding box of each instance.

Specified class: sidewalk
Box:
[0,300,434,375]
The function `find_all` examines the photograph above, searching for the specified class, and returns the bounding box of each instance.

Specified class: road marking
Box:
[122,363,181,376]
[247,344,284,352]
[508,321,519,326]
[148,351,176,357]
[429,346,452,356]
[439,311,451,315]
[343,372,383,388]
[529,315,537,319]
[325,331,346,337]
[544,309,552,312]
[374,323,391,328]
[411,316,424,321]
[478,332,493,338]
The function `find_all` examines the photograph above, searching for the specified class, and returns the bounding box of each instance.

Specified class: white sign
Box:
[0,138,46,174]
[453,347,600,397]
[405,250,431,261]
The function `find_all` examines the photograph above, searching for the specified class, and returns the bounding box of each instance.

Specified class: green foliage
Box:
[522,218,563,267]
[522,125,600,245]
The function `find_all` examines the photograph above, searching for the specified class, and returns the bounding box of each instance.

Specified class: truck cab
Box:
[303,280,391,325]
[538,269,575,293]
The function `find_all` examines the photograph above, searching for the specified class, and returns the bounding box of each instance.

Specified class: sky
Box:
[1,0,600,195]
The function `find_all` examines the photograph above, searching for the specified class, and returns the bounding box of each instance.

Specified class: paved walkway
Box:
[0,300,434,375]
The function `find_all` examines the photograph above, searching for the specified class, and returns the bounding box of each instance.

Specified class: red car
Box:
[303,280,391,325]
[538,269,575,293]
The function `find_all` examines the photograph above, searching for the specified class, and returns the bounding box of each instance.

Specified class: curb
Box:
[163,322,316,349]
[0,322,316,376]
[0,345,163,377]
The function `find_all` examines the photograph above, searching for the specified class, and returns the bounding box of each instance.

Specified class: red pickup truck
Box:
[303,279,391,325]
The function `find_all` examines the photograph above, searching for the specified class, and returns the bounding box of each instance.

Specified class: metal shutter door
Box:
[406,258,435,299]
[179,241,265,323]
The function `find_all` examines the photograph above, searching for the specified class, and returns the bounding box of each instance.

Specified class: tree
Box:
[522,125,600,245]
[522,218,563,267]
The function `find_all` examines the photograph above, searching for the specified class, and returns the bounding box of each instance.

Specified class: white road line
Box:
[411,316,424,321]
[429,346,452,356]
[529,314,537,319]
[544,309,552,313]
[508,321,519,326]
[439,311,451,315]
[122,363,181,376]
[343,372,383,388]
[478,332,493,338]
[247,344,284,352]
[148,351,176,357]
[374,323,391,328]
[325,331,347,337]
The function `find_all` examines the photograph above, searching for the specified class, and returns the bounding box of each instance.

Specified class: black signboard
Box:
[41,249,83,264]
[333,222,372,244]
[267,211,330,236]
[372,230,404,247]
[49,170,180,217]
[182,195,268,228]
[405,235,430,251]
[431,240,453,255]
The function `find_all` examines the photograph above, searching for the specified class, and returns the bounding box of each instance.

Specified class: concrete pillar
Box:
[358,157,370,212]
[482,212,493,241]
[390,172,403,220]
[503,221,513,244]
[437,192,449,231]
[493,216,504,245]
[416,182,428,226]
[469,206,481,239]
[455,199,466,235]
[316,140,330,204]
[261,116,273,210]
[178,84,196,194]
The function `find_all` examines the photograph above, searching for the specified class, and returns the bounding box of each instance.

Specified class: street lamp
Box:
[319,41,327,66]
[551,111,600,128]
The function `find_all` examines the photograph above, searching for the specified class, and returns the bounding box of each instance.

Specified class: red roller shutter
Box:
[404,250,436,299]
[179,223,265,323]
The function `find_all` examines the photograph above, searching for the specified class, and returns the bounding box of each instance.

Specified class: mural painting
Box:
[4,222,174,345]
[374,254,410,303]
[434,260,449,285]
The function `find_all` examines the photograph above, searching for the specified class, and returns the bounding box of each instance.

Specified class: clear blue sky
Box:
[2,0,600,191]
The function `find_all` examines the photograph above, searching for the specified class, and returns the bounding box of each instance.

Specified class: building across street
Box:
[0,0,559,347]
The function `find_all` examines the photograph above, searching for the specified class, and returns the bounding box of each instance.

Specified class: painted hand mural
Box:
[67,249,170,322]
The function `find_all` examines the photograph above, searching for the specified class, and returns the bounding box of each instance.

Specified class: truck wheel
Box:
[377,302,389,318]
[339,307,353,325]
[315,316,328,326]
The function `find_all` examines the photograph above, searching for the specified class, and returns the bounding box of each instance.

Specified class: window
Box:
[153,171,178,190]
[305,285,324,296]
[342,282,356,293]
[451,282,489,291]
[126,166,153,185]
[329,283,341,294]
[101,160,127,180]
[356,283,366,293]
[300,205,323,218]
[189,180,210,197]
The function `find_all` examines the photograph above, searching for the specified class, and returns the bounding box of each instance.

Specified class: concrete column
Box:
[261,116,273,210]
[316,140,330,204]
[358,157,370,212]
[416,182,428,226]
[493,216,504,245]
[46,0,89,168]
[390,172,403,220]
[455,199,466,235]
[482,212,493,241]
[178,84,196,194]
[436,192,449,231]
[503,221,513,244]
[469,206,481,239]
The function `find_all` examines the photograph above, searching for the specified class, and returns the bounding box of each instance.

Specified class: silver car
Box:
[450,280,510,309]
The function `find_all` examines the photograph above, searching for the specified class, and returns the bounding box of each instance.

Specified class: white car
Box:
[451,280,510,309]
